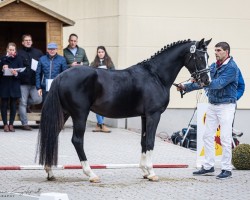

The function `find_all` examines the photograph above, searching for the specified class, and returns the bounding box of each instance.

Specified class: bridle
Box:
[185,43,210,83]
[173,42,210,98]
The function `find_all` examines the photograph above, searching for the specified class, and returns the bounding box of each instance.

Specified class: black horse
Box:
[37,38,211,182]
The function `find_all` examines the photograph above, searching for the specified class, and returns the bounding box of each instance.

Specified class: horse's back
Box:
[56,65,168,118]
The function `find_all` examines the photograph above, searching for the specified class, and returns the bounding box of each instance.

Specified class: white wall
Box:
[34,0,250,143]
[34,0,250,109]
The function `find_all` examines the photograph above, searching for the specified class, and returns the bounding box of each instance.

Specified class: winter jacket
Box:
[185,57,239,104]
[63,45,89,67]
[0,55,23,98]
[17,46,43,85]
[36,53,68,90]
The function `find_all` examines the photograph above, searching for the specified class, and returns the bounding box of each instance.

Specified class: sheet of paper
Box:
[46,79,53,91]
[31,58,39,71]
[3,67,26,76]
[15,67,26,72]
[3,68,13,76]
[98,65,107,69]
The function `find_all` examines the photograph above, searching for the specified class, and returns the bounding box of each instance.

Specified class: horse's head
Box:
[184,38,212,86]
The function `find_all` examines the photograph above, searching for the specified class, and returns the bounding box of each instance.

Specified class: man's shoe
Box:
[22,125,33,131]
[101,124,111,133]
[8,125,15,132]
[193,166,215,176]
[216,170,232,179]
[92,124,102,132]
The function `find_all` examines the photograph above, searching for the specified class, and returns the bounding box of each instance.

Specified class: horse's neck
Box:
[153,51,185,86]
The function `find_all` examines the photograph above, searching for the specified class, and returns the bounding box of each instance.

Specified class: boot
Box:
[101,124,111,133]
[4,124,9,132]
[92,124,102,132]
[9,125,15,132]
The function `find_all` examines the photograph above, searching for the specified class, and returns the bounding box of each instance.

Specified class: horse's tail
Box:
[36,76,64,167]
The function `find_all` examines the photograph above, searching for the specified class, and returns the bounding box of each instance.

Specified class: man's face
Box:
[68,36,78,48]
[22,36,33,48]
[215,47,228,62]
[47,48,57,57]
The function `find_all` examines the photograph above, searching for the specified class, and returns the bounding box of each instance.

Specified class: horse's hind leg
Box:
[44,113,70,181]
[45,165,55,181]
[139,113,161,181]
[72,117,100,183]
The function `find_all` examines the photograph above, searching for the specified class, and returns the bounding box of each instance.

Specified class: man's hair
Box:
[215,42,230,55]
[21,34,32,41]
[69,33,78,39]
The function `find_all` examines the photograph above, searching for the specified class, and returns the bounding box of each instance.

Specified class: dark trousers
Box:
[1,97,18,125]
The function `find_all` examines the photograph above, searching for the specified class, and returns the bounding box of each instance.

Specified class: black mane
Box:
[139,39,191,65]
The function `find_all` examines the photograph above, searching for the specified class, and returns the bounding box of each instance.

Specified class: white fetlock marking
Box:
[81,161,98,180]
[139,153,149,177]
[44,165,54,178]
[145,150,156,178]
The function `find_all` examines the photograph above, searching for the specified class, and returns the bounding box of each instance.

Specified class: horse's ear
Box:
[197,38,205,49]
[198,38,212,50]
[205,38,212,47]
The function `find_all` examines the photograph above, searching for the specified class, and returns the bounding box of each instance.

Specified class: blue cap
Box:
[47,42,58,49]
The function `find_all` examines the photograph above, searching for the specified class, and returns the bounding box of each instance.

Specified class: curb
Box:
[0,164,188,170]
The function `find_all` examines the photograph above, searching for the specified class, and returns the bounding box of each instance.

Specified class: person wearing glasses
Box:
[17,34,43,131]
[36,42,68,101]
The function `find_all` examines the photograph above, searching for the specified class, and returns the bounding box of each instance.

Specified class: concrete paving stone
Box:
[0,122,250,200]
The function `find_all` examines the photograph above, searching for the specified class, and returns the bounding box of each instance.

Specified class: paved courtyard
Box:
[0,122,249,200]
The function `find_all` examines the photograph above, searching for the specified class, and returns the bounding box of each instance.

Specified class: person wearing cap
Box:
[63,33,89,67]
[36,42,68,101]
[17,34,43,131]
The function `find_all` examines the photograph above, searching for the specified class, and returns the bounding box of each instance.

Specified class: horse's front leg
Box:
[139,113,161,181]
[72,119,100,183]
[139,116,150,178]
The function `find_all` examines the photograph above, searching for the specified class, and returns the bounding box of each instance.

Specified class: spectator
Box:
[17,34,43,131]
[90,46,115,133]
[63,33,89,67]
[36,42,68,101]
[0,42,23,132]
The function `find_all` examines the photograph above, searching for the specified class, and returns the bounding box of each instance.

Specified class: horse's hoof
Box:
[47,176,56,181]
[143,175,149,179]
[148,175,159,182]
[89,177,100,183]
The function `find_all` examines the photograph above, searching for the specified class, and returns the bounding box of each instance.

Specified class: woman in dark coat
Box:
[0,42,23,132]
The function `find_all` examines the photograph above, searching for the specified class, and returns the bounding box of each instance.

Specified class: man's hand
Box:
[71,61,82,67]
[38,89,42,97]
[177,84,185,91]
